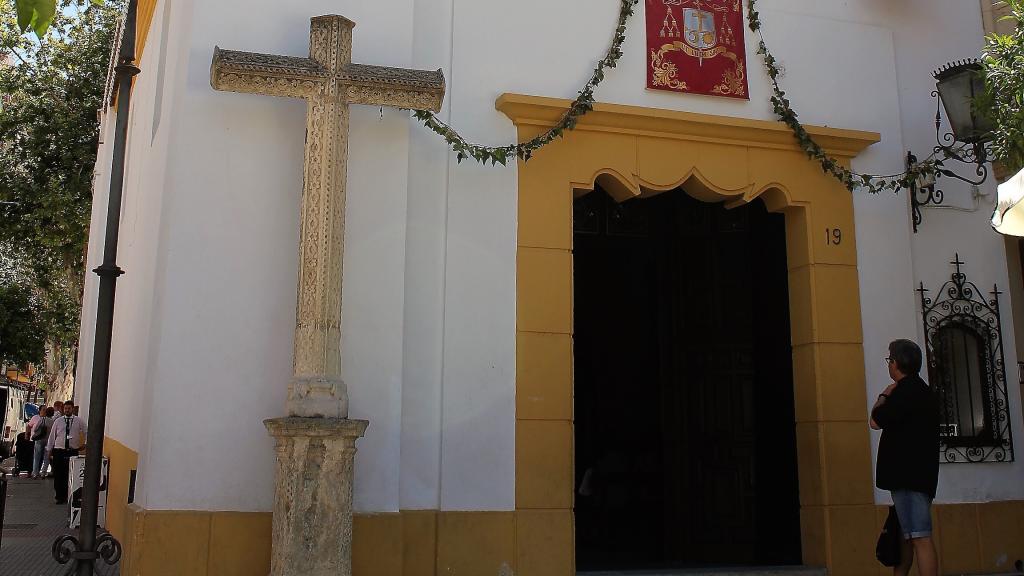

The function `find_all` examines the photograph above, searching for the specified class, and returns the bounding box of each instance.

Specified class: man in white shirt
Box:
[46,402,87,504]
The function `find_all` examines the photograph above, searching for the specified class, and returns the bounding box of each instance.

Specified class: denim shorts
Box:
[891,490,933,539]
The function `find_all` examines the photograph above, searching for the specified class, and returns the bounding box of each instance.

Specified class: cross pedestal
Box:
[210,14,445,576]
[265,418,368,576]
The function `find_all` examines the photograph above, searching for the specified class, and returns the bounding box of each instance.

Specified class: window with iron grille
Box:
[918,255,1014,463]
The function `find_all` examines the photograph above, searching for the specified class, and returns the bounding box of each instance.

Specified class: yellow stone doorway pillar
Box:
[499,94,883,576]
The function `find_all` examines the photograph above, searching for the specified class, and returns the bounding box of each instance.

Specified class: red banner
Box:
[645,0,749,99]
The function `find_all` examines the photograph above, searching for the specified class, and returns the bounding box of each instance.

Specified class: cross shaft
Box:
[210,15,444,418]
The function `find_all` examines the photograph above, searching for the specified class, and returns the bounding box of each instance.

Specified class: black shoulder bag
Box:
[876,505,902,567]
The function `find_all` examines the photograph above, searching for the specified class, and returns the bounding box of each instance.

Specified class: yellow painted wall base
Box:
[115,509,533,576]
[103,438,138,554]
[104,437,561,576]
[110,503,1022,576]
[805,502,1024,575]
[887,502,1024,576]
[105,437,1021,575]
[119,508,272,576]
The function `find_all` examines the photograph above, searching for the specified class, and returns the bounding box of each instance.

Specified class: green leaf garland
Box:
[412,0,639,166]
[746,0,950,194]
[413,0,967,197]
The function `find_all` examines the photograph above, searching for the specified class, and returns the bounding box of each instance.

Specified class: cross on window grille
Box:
[917,254,1014,463]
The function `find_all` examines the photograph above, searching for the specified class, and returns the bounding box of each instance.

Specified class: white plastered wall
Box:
[433,0,1024,506]
[879,0,1024,503]
[76,0,1024,515]
[76,0,189,507]
[138,0,414,512]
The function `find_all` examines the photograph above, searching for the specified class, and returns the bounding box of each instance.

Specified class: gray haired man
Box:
[870,339,940,576]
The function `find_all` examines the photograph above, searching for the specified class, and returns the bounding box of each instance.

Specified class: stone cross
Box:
[210,15,444,576]
[211,15,445,419]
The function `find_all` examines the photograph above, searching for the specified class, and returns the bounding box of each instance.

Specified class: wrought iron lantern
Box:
[908,60,995,233]
[935,60,995,146]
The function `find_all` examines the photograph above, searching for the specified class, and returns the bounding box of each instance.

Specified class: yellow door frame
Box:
[500,93,885,576]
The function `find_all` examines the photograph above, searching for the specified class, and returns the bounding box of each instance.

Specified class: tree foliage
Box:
[0,279,46,366]
[0,0,122,362]
[980,0,1024,175]
[10,0,102,38]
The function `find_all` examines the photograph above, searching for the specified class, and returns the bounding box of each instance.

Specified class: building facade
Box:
[76,0,1024,574]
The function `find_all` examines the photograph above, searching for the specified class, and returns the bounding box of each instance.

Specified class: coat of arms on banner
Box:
[646,0,749,99]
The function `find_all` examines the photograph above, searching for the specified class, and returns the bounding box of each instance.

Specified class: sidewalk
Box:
[0,475,120,576]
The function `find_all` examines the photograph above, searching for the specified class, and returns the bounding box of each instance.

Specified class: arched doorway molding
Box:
[578,166,794,207]
[499,93,886,576]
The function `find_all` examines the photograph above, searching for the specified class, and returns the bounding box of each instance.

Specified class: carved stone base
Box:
[265,417,368,576]
[287,376,349,418]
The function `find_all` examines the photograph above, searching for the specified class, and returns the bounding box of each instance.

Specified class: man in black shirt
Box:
[871,339,940,576]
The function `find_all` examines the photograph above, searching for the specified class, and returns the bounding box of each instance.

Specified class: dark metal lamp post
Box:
[908,60,995,233]
[51,1,139,574]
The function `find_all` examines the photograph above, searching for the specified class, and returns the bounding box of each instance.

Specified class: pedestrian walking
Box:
[43,401,65,479]
[26,407,42,439]
[871,339,940,576]
[30,406,55,478]
[46,402,87,505]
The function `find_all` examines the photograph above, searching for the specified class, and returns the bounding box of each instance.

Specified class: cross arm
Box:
[341,64,445,113]
[211,46,327,99]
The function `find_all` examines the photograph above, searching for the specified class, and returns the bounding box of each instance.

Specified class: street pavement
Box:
[0,474,120,576]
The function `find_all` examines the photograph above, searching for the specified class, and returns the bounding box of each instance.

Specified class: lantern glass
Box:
[935,62,995,144]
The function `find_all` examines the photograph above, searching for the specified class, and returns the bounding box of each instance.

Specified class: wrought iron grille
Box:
[917,255,1014,463]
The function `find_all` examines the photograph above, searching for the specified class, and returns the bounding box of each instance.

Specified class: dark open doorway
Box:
[573,188,802,570]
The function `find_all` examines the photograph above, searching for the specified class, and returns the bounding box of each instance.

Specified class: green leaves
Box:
[14,0,56,37]
[14,0,33,31]
[11,0,103,37]
[979,0,1024,174]
[746,0,761,31]
[415,0,942,196]
[748,0,942,194]
[1,0,123,357]
[0,280,47,367]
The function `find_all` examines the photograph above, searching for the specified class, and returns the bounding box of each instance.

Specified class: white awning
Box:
[993,167,1024,236]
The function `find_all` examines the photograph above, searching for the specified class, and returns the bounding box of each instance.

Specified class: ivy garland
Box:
[744,0,947,193]
[412,0,639,165]
[414,0,956,195]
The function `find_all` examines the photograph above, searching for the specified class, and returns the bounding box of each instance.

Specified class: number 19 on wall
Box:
[825,228,842,246]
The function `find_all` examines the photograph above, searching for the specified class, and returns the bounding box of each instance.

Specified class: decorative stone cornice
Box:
[211,48,445,110]
[496,93,880,159]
